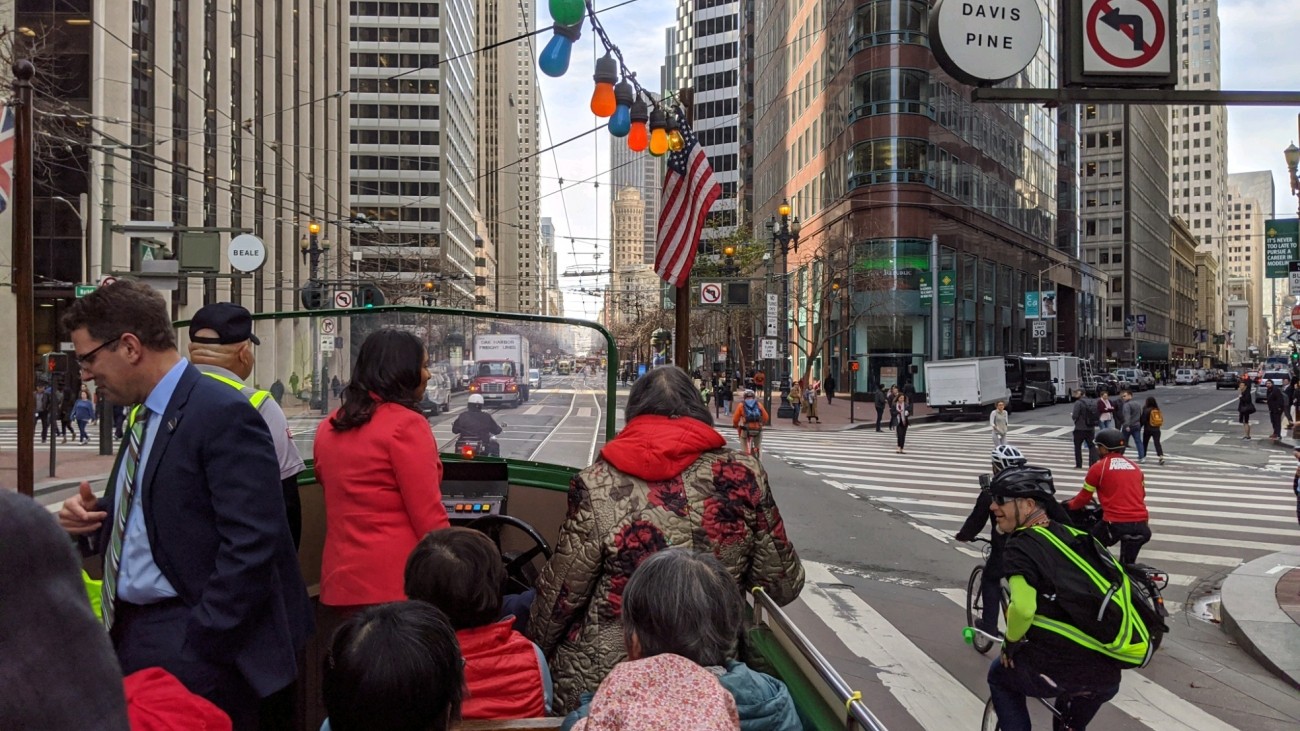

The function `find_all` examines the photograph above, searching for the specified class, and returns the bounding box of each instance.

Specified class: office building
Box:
[0,0,352,410]
[749,0,1102,392]
[671,0,740,244]
[1226,171,1277,349]
[477,0,540,313]
[610,120,662,265]
[349,0,478,306]
[1169,217,1199,365]
[1169,0,1228,339]
[539,217,562,316]
[1080,104,1172,366]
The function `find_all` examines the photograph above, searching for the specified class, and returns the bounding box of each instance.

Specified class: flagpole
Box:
[673,87,694,370]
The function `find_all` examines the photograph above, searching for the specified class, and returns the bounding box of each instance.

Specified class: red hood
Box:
[600,415,726,482]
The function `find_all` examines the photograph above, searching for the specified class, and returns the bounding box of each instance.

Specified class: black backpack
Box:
[1083,399,1100,429]
[1025,524,1167,669]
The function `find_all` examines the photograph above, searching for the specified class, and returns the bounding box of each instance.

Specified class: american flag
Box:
[655,108,722,287]
[0,104,13,214]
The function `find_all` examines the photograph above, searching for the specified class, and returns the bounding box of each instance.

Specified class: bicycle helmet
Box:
[990,445,1027,472]
[743,390,756,397]
[1094,428,1125,452]
[988,466,1056,504]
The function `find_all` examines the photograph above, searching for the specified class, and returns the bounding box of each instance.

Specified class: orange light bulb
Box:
[628,122,649,152]
[590,83,617,117]
[649,127,669,156]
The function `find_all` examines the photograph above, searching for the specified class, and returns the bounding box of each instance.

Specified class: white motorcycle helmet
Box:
[468,394,485,406]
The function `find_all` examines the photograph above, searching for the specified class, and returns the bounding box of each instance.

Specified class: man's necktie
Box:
[101,407,150,630]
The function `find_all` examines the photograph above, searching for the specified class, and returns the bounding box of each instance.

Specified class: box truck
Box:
[1044,355,1081,402]
[924,357,1011,420]
[470,334,531,406]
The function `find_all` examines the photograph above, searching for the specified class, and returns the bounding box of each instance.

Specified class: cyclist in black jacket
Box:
[956,445,1028,634]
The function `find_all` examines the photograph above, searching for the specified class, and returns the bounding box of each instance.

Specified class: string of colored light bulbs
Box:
[538,0,688,157]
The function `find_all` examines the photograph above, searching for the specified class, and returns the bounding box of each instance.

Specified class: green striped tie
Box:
[101,407,150,630]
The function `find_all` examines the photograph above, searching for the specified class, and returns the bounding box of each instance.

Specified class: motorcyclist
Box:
[956,445,1028,635]
[452,394,503,456]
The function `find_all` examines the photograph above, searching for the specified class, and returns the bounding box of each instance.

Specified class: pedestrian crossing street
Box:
[0,422,103,450]
[723,422,1300,617]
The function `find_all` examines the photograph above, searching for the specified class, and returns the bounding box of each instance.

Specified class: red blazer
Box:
[314,402,450,606]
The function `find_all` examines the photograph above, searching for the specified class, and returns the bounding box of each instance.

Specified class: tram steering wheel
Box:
[467,514,554,594]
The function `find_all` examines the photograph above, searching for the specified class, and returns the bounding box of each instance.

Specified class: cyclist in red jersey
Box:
[1065,428,1151,565]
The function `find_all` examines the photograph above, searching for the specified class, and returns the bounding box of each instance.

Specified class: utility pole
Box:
[673,87,694,371]
[98,144,117,456]
[12,61,35,496]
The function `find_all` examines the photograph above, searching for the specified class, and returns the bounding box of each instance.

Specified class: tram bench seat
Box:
[454,719,565,730]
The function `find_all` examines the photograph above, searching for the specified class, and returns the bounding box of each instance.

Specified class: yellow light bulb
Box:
[668,130,684,152]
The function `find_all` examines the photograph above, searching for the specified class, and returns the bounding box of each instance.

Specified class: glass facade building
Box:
[749,0,1102,393]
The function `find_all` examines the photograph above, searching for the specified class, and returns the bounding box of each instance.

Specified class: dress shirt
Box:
[116,357,189,603]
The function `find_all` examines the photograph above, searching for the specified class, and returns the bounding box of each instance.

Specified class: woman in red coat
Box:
[314,329,450,610]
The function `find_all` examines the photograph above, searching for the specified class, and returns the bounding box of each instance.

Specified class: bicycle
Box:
[739,426,762,458]
[965,537,1008,654]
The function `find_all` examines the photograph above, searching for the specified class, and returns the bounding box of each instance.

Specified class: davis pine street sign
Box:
[929,0,1043,86]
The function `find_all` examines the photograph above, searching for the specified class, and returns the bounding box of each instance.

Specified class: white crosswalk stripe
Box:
[0,422,103,450]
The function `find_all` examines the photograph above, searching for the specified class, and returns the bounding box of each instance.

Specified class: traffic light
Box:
[358,283,386,308]
[849,361,860,372]
[44,352,69,374]
[300,280,326,310]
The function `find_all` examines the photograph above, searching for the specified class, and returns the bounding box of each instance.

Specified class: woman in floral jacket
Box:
[529,366,805,712]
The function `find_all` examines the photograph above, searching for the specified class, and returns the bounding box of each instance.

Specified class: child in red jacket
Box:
[405,528,553,720]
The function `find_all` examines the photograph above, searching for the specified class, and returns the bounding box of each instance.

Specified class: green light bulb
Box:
[550,0,585,26]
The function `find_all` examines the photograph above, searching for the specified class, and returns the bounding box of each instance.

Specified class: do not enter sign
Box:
[1291,305,1300,330]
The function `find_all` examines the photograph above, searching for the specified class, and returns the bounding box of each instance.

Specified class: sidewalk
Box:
[1221,547,1300,690]
[0,440,117,497]
[711,393,938,432]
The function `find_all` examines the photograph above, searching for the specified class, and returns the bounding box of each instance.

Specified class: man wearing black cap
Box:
[188,302,306,548]
[56,280,311,730]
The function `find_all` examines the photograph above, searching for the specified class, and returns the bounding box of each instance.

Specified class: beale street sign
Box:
[930,0,1043,86]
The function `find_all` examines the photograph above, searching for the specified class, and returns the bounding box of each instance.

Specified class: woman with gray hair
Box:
[530,366,804,712]
[561,548,801,731]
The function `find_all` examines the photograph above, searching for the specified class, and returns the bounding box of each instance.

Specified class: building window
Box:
[849,68,931,119]
[846,137,931,186]
[850,0,928,52]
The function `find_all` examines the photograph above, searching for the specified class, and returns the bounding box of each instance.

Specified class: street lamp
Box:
[764,199,801,418]
[301,221,332,415]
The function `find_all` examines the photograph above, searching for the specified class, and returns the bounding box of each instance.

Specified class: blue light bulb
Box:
[608,80,634,137]
[609,105,632,137]
[539,23,582,78]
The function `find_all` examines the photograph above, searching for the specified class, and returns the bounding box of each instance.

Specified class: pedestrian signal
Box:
[849,361,860,372]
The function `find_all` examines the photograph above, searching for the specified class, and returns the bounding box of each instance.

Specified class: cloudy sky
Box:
[534,0,1300,319]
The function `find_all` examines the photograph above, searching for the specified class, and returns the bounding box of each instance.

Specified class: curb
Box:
[1219,549,1300,690]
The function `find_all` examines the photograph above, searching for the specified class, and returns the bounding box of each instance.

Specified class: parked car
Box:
[1082,374,1111,398]
[1139,370,1156,389]
[419,372,452,415]
[1115,368,1146,391]
[1093,372,1124,395]
[1175,368,1197,385]
[1217,371,1241,389]
[1255,371,1292,402]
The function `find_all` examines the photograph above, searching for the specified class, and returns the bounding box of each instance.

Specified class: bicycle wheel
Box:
[967,565,993,654]
[981,697,1000,731]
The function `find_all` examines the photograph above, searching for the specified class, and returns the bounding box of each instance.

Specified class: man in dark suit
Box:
[57,280,312,730]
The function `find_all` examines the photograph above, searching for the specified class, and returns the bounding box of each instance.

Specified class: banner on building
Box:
[1265,218,1299,278]
[1025,290,1056,319]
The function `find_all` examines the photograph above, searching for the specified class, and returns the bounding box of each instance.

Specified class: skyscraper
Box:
[1080,104,1172,365]
[671,0,739,244]
[477,0,541,313]
[1227,171,1276,349]
[610,118,662,266]
[1169,0,1228,342]
[349,0,478,306]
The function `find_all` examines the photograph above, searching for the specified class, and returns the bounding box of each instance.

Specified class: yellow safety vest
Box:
[127,373,269,427]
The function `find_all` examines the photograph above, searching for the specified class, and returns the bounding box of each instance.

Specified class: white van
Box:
[1174,368,1196,385]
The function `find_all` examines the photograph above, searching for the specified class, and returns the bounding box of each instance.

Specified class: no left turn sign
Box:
[334,291,353,309]
[1082,0,1171,74]
[700,282,723,305]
